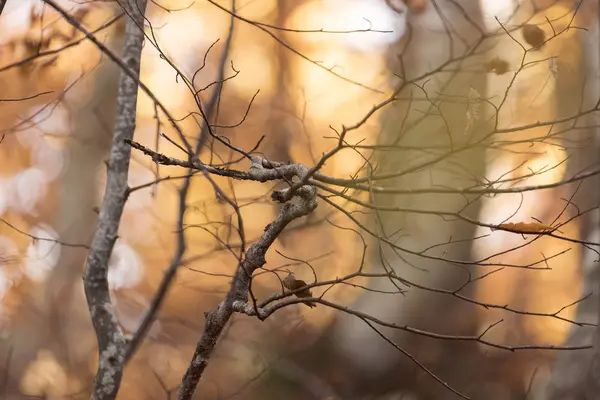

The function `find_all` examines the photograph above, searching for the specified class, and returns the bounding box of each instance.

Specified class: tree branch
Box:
[176,163,318,400]
[52,0,148,398]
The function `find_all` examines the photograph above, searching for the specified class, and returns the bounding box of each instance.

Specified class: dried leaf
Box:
[493,222,555,234]
[485,57,510,75]
[283,272,316,308]
[522,24,546,49]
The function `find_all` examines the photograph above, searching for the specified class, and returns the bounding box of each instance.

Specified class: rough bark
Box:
[41,0,148,398]
[84,0,147,397]
[176,161,318,400]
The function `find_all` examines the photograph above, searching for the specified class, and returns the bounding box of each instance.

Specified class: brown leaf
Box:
[494,222,555,234]
[282,272,316,308]
[485,58,510,75]
[522,24,546,49]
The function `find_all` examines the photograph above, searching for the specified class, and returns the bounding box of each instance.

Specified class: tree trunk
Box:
[330,1,489,398]
[545,8,600,399]
[0,6,125,394]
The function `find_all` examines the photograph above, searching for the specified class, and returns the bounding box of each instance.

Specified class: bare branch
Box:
[177,162,318,400]
[40,0,149,398]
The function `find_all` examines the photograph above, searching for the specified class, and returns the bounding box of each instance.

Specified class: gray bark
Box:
[41,0,148,398]
[82,0,147,397]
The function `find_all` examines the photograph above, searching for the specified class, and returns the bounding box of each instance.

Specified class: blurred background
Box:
[0,0,599,398]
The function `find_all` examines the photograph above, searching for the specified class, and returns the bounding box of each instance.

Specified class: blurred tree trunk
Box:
[45,18,124,364]
[265,0,297,248]
[267,0,295,163]
[0,9,125,395]
[328,2,491,398]
[545,8,600,399]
